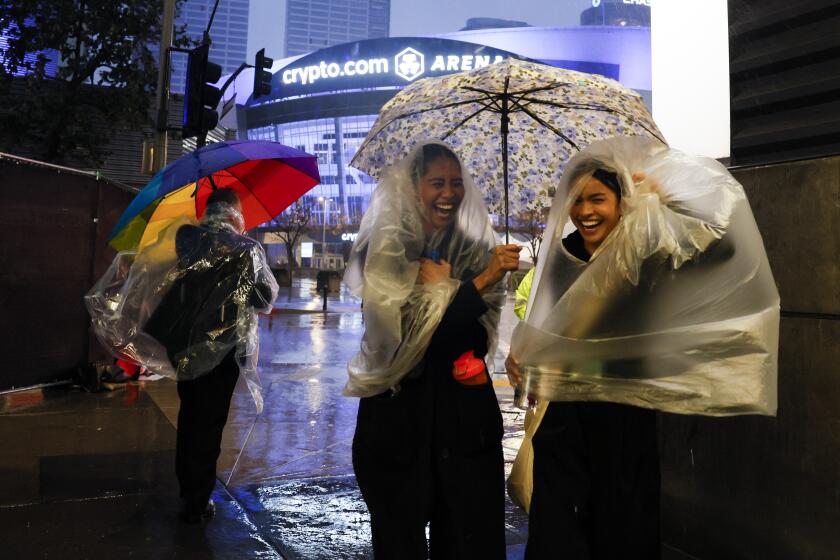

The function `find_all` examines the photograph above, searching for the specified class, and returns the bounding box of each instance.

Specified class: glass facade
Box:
[248,114,379,228]
[170,0,250,94]
[285,0,390,56]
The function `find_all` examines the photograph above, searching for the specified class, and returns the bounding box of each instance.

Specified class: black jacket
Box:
[144,224,272,375]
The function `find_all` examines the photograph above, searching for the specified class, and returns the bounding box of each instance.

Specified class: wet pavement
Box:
[0,277,529,559]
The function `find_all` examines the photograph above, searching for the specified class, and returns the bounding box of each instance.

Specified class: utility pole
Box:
[152,0,176,172]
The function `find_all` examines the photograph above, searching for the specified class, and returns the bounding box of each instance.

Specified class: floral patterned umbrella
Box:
[350,58,666,240]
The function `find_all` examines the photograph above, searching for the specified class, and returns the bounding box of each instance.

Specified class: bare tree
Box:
[263,201,312,286]
[515,204,548,267]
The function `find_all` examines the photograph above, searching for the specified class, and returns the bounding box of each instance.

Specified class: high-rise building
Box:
[170,0,250,94]
[285,0,390,57]
[580,0,650,27]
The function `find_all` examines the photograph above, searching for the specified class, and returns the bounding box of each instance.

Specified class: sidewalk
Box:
[0,279,529,559]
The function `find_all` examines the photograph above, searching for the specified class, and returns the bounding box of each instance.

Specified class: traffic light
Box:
[183,44,222,138]
[253,48,273,99]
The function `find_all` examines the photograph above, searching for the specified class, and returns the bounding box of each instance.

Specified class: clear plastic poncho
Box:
[344,142,506,397]
[511,137,780,416]
[85,203,279,413]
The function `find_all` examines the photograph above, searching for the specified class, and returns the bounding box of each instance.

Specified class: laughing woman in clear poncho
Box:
[506,137,779,559]
[345,143,521,559]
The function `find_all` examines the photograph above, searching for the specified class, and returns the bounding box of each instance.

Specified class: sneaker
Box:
[180,499,215,524]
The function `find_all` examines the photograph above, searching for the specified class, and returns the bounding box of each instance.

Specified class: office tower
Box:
[580,0,650,27]
[285,0,390,57]
[170,0,250,94]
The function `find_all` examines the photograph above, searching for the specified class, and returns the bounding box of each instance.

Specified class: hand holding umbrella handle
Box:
[473,244,521,293]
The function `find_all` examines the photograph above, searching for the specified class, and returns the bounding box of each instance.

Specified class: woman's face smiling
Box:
[419,156,464,231]
[570,175,622,255]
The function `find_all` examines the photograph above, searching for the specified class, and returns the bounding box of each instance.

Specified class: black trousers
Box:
[526,402,660,560]
[353,375,506,560]
[175,350,239,511]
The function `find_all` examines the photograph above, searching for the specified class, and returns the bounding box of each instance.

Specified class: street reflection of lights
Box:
[254,479,372,556]
[338,313,364,330]
[307,380,326,412]
[310,321,326,357]
[309,378,320,383]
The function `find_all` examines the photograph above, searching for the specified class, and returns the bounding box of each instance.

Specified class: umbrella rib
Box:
[455,88,503,112]
[462,82,566,98]
[477,93,504,113]
[368,97,496,138]
[469,93,504,114]
[521,97,615,112]
[521,97,667,144]
[514,101,581,151]
[460,86,507,113]
[440,103,496,140]
[461,84,569,116]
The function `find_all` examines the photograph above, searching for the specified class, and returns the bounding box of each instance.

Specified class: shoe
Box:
[180,499,215,524]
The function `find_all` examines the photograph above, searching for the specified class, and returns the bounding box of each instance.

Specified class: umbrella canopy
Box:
[110,140,320,251]
[350,59,665,238]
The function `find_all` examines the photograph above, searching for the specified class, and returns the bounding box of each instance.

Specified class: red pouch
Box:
[453,351,488,385]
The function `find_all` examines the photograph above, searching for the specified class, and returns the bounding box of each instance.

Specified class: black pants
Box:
[353,375,506,560]
[526,402,660,560]
[175,351,239,511]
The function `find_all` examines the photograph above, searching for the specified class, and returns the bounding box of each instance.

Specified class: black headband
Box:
[592,168,622,200]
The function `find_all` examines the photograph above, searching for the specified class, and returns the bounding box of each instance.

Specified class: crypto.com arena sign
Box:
[262,37,528,100]
[282,47,504,86]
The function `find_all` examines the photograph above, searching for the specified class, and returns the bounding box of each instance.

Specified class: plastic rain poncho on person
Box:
[510,136,780,416]
[85,202,278,413]
[343,142,506,397]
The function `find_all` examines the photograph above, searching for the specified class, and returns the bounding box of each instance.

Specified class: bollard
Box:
[322,284,328,311]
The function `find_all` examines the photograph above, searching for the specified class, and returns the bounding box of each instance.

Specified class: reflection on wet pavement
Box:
[0,385,283,559]
[239,476,372,559]
[0,278,528,559]
[217,279,529,558]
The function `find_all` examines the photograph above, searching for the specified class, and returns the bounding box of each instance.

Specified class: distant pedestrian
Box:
[145,188,277,523]
[344,142,520,558]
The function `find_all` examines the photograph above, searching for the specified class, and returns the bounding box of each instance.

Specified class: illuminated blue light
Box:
[0,22,59,78]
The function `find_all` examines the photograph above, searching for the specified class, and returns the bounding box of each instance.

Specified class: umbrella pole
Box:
[502,125,510,244]
[502,76,510,245]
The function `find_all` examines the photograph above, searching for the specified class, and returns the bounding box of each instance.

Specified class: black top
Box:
[427,279,489,368]
[563,229,591,262]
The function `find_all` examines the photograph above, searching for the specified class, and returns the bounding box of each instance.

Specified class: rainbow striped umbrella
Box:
[110,140,320,251]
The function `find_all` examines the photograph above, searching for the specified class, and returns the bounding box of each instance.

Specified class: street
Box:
[0,277,528,559]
